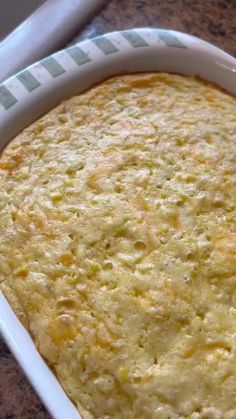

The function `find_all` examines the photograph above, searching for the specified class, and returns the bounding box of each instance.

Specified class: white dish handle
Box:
[0,0,108,83]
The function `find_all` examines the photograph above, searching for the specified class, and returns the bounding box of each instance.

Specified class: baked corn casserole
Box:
[0,73,236,419]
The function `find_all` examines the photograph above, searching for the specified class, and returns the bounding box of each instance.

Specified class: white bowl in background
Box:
[0,28,235,419]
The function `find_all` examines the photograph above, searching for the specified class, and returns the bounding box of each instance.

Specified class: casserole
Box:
[0,28,235,419]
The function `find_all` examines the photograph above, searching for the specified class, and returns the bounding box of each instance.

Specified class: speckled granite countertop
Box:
[0,0,235,418]
[76,0,236,57]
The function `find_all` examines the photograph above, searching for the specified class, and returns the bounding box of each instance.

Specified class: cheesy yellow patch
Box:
[0,73,236,419]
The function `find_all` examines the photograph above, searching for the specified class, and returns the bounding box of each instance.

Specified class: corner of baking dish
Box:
[0,28,235,144]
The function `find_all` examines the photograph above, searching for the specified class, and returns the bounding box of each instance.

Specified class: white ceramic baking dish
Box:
[0,28,235,419]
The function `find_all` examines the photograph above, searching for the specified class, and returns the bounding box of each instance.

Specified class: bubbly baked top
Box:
[0,73,236,419]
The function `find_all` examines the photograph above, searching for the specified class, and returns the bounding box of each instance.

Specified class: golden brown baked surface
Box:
[0,73,236,419]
